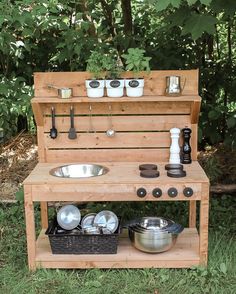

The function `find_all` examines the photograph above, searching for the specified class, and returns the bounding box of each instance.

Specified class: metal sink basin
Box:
[49,164,109,178]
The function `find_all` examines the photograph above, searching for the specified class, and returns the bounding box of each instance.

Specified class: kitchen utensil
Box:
[128,217,183,253]
[81,213,96,229]
[139,217,172,230]
[88,104,96,133]
[181,127,192,164]
[68,106,77,139]
[49,107,57,139]
[93,210,119,233]
[169,128,181,164]
[106,105,116,137]
[50,164,109,178]
[165,76,186,97]
[139,164,158,171]
[128,227,178,253]
[57,205,81,230]
[83,227,101,234]
[48,84,72,99]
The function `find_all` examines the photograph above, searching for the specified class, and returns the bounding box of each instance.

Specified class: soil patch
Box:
[0,132,38,201]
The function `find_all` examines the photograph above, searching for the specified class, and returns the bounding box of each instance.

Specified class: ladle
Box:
[49,107,57,139]
[106,105,116,137]
[88,104,96,133]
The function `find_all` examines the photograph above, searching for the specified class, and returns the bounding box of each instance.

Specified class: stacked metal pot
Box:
[128,217,183,253]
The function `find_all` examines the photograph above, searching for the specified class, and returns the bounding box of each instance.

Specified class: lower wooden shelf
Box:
[35,228,200,269]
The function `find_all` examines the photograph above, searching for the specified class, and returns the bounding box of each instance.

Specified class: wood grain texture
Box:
[40,101,192,115]
[45,149,170,163]
[189,201,197,228]
[24,161,209,186]
[199,183,210,266]
[40,202,48,229]
[43,115,191,132]
[34,70,199,97]
[24,185,36,271]
[44,132,170,149]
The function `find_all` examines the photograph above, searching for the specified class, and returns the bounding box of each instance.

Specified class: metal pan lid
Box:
[57,204,81,230]
[93,210,119,233]
[81,213,96,229]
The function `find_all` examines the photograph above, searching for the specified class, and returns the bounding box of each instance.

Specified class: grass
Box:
[0,196,236,294]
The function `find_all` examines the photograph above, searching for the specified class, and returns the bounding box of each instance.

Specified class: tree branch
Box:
[121,0,133,36]
[99,0,116,37]
[210,184,236,194]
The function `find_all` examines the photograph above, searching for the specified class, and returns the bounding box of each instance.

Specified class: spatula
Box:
[49,107,57,139]
[68,106,77,139]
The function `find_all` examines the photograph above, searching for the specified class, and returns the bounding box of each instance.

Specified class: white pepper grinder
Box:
[169,128,181,164]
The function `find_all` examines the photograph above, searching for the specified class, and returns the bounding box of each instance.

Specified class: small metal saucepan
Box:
[48,84,73,99]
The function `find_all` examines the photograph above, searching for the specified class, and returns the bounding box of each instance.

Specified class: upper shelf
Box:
[31,95,201,103]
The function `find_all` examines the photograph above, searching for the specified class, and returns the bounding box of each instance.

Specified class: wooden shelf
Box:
[35,228,200,269]
[32,95,201,103]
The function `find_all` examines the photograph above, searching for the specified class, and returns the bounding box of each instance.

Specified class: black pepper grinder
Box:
[181,127,192,164]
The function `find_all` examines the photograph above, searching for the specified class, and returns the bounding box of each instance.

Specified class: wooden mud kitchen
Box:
[23,69,209,270]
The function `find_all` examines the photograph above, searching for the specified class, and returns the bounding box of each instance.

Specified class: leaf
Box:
[187,0,198,5]
[211,0,236,16]
[183,14,217,39]
[170,0,182,8]
[208,110,220,120]
[155,0,171,11]
[200,0,212,5]
[220,263,227,274]
[227,117,236,128]
[15,188,24,201]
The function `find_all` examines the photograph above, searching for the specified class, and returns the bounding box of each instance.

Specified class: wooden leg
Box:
[40,202,48,229]
[24,185,36,271]
[189,201,197,228]
[199,184,209,266]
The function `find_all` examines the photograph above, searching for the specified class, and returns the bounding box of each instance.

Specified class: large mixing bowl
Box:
[128,227,178,253]
[128,217,183,253]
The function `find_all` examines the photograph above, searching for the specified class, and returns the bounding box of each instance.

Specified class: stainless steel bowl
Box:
[139,217,173,231]
[128,216,183,253]
[128,227,178,253]
[49,164,109,178]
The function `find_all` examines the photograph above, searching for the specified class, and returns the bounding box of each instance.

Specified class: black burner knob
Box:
[137,187,147,198]
[183,187,193,197]
[152,188,162,198]
[168,187,178,198]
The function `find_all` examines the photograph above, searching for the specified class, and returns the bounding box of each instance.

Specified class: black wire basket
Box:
[45,217,121,254]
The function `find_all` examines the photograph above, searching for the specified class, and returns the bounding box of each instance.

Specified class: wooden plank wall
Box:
[33,70,199,163]
[34,70,199,97]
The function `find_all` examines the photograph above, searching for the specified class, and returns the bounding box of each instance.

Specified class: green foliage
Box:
[122,48,151,78]
[103,53,124,80]
[86,50,108,80]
